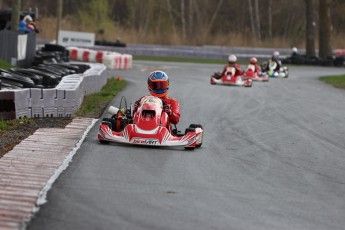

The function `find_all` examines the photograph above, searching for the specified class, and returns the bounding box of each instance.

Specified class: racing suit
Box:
[133,95,180,125]
[253,64,261,73]
[221,63,243,77]
[271,56,282,71]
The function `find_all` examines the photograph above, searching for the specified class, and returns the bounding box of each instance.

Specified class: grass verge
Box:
[75,77,127,118]
[0,58,15,69]
[134,55,226,64]
[319,75,345,89]
[0,118,35,132]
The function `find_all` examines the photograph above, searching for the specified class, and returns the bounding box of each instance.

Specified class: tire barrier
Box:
[0,63,111,120]
[66,47,133,70]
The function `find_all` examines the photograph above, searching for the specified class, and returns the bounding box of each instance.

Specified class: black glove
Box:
[163,105,172,115]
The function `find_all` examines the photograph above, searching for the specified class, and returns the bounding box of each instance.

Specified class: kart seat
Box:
[142,110,155,118]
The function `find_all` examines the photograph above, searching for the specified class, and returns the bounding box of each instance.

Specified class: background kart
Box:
[210,67,253,87]
[242,64,269,82]
[98,96,204,150]
[261,61,289,78]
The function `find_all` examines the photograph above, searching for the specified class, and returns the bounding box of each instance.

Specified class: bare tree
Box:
[188,0,194,37]
[166,0,177,35]
[248,0,255,37]
[204,0,224,37]
[305,0,316,57]
[319,0,332,58]
[268,0,272,40]
[254,0,261,41]
[181,0,186,41]
[56,0,63,42]
[10,0,21,31]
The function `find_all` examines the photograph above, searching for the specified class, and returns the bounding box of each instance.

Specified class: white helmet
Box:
[292,47,298,53]
[228,54,237,63]
[273,51,280,57]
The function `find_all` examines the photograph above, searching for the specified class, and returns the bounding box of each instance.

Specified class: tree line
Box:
[2,0,343,58]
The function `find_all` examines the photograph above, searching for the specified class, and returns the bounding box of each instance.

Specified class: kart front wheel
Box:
[99,139,110,144]
[185,127,196,134]
[189,124,203,129]
[184,146,195,150]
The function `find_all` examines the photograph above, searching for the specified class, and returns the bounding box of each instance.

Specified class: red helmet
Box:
[250,57,257,64]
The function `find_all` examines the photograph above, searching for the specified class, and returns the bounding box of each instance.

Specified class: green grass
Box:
[0,58,15,69]
[75,77,127,117]
[134,55,226,64]
[0,120,9,131]
[0,118,35,132]
[319,75,345,89]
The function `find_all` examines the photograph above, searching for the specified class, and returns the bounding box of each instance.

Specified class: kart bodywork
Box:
[98,96,204,150]
[242,64,269,82]
[210,67,253,87]
[261,61,289,78]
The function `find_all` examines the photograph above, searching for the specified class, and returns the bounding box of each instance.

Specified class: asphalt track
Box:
[27,61,345,230]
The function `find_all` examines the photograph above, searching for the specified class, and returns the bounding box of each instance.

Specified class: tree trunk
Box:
[305,0,316,57]
[181,0,186,41]
[204,0,224,37]
[188,0,194,37]
[10,0,21,31]
[166,0,177,35]
[319,0,332,58]
[254,0,261,41]
[248,0,255,37]
[56,0,63,42]
[268,0,272,40]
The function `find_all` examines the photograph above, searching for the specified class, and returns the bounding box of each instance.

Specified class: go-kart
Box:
[242,64,269,82]
[98,96,204,150]
[210,67,253,87]
[261,60,288,78]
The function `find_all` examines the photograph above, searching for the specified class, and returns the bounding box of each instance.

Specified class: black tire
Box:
[185,127,196,134]
[189,124,203,129]
[101,119,113,129]
[184,146,195,150]
[99,140,110,144]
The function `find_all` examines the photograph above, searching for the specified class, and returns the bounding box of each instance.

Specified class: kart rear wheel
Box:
[102,118,115,129]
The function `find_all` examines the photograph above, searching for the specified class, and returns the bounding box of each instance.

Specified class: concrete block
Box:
[16,108,32,119]
[43,107,57,118]
[31,107,44,118]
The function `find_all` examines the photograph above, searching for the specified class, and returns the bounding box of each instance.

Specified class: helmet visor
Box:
[149,80,169,90]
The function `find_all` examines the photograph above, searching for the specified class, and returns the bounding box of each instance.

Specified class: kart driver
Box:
[270,51,282,71]
[221,54,243,77]
[133,70,180,125]
[248,57,261,73]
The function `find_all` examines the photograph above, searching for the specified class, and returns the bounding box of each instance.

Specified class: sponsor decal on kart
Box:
[132,138,159,145]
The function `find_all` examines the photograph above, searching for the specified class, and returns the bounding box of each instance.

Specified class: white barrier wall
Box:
[0,63,111,120]
[67,47,133,70]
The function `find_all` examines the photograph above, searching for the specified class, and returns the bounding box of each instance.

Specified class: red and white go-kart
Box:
[98,96,204,150]
[242,64,269,82]
[210,67,253,87]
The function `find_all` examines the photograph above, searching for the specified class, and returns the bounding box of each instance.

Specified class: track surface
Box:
[27,62,345,230]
